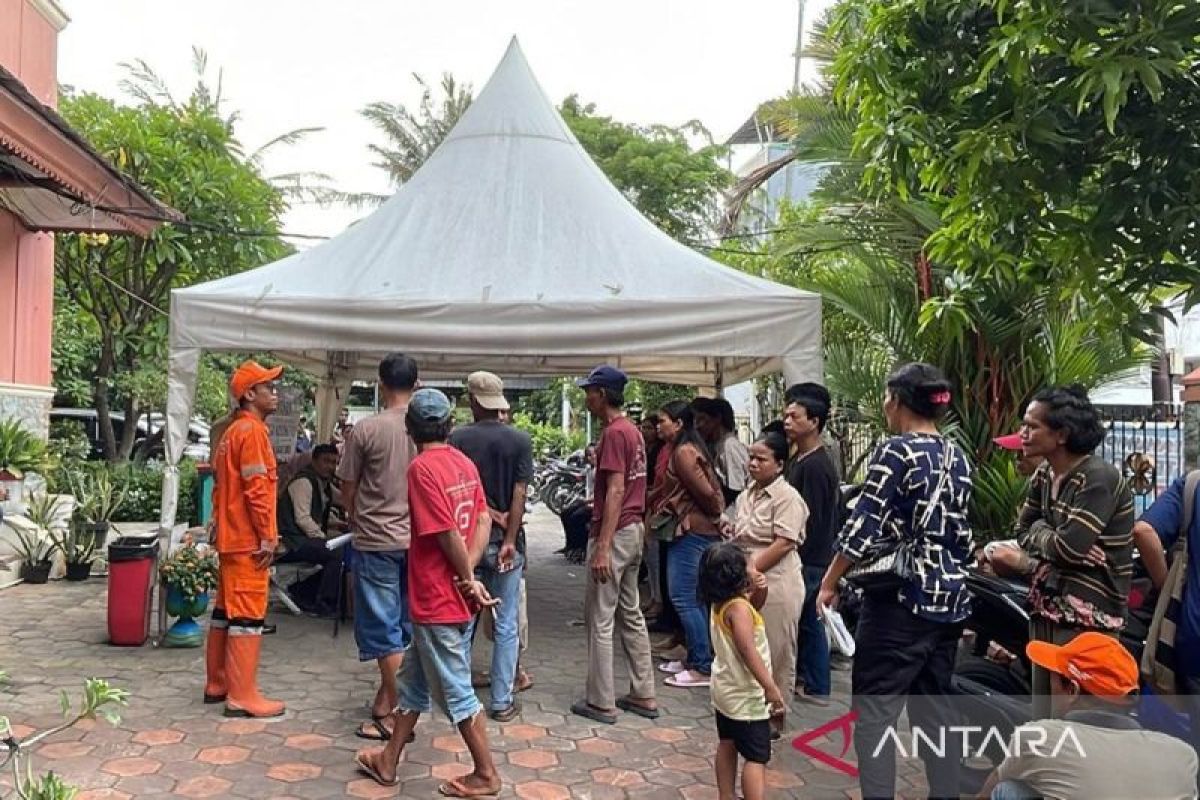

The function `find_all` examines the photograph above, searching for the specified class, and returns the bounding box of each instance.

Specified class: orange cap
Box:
[1026,632,1138,700]
[230,360,283,401]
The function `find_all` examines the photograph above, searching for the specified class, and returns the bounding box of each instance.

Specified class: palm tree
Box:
[331,74,474,209]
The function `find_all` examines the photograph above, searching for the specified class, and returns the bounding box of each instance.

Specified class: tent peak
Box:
[442,35,574,148]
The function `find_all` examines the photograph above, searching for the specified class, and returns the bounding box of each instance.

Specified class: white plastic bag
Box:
[822,604,855,657]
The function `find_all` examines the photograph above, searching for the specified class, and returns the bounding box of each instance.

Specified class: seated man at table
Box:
[277,444,346,615]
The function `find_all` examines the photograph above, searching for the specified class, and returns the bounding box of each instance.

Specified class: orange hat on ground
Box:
[1026,632,1139,700]
[230,360,283,401]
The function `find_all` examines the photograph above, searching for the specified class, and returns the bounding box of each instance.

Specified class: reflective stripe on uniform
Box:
[241,464,268,479]
[228,625,263,636]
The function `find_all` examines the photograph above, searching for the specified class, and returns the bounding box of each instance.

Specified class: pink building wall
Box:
[0,0,66,434]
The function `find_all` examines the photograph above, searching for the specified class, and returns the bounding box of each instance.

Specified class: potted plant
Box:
[51,521,101,581]
[3,493,64,584]
[67,468,128,550]
[158,534,218,647]
[0,418,48,504]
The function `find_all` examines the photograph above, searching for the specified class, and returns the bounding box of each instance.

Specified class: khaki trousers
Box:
[760,551,805,700]
[585,523,656,709]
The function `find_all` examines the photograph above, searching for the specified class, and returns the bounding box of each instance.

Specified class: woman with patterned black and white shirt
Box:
[817,362,974,800]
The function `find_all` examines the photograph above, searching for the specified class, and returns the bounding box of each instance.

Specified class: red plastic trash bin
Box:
[107,537,160,646]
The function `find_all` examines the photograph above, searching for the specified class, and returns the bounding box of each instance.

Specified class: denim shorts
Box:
[395,622,482,725]
[352,549,411,661]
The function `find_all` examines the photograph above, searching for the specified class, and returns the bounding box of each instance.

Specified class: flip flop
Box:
[515,672,534,693]
[570,700,617,725]
[438,777,501,797]
[355,752,400,787]
[355,716,391,741]
[356,716,417,742]
[616,696,660,719]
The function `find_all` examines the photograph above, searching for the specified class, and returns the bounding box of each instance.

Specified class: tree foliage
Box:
[830,0,1200,329]
[54,56,292,461]
[722,5,1152,538]
[559,96,731,242]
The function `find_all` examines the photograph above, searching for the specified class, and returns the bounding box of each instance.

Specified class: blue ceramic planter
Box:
[163,585,209,648]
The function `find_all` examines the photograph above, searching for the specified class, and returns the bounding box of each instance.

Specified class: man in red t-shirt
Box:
[570,365,659,726]
[354,388,502,797]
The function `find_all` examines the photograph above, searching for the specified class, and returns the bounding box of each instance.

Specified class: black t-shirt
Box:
[788,446,840,569]
[449,421,535,551]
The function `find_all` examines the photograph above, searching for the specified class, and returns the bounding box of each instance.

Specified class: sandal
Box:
[438,776,502,797]
[488,702,520,722]
[616,696,660,719]
[515,672,534,693]
[657,660,686,675]
[356,715,417,742]
[355,751,399,787]
[570,700,617,725]
[664,669,711,688]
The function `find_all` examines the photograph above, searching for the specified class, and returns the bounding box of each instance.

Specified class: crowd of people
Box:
[203,354,1200,800]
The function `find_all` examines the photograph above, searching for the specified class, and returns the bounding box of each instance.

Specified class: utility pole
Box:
[560,380,571,435]
[782,0,806,207]
[792,0,806,94]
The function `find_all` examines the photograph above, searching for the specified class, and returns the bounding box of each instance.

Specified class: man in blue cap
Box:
[355,388,502,796]
[570,365,659,725]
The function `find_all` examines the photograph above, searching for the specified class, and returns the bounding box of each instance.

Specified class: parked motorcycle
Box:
[540,462,588,515]
[950,559,1161,793]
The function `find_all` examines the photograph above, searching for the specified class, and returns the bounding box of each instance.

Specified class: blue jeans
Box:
[667,533,715,674]
[991,779,1040,799]
[798,564,831,696]
[352,549,411,662]
[466,546,525,711]
[395,622,482,725]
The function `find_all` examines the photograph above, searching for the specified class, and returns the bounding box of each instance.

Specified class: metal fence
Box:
[1095,403,1184,515]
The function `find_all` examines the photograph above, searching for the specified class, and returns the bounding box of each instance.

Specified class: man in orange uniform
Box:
[203,360,286,718]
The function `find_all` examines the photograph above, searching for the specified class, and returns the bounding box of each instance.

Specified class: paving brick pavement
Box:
[0,508,932,798]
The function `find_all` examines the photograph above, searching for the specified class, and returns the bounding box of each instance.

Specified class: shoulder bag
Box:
[845,439,951,591]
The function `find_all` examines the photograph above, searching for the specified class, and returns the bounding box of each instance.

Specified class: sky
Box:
[57,0,834,243]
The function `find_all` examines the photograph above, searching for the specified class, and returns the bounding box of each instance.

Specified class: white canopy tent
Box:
[159,38,822,530]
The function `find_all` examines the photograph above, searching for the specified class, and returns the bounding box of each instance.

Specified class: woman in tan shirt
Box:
[732,431,808,713]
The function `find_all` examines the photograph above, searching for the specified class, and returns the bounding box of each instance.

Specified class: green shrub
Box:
[50,459,198,525]
[511,412,587,458]
[47,418,91,463]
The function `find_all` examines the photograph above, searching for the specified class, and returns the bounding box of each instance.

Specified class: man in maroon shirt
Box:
[354,388,502,796]
[570,365,659,725]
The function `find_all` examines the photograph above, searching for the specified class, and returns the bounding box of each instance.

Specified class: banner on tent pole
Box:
[269,386,304,461]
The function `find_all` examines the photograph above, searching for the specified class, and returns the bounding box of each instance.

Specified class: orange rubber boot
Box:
[203,625,228,703]
[223,633,285,718]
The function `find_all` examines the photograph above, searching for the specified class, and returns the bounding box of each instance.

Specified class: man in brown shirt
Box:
[570,365,658,726]
[336,353,419,741]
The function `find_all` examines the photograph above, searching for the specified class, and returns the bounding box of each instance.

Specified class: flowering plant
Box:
[159,535,218,601]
